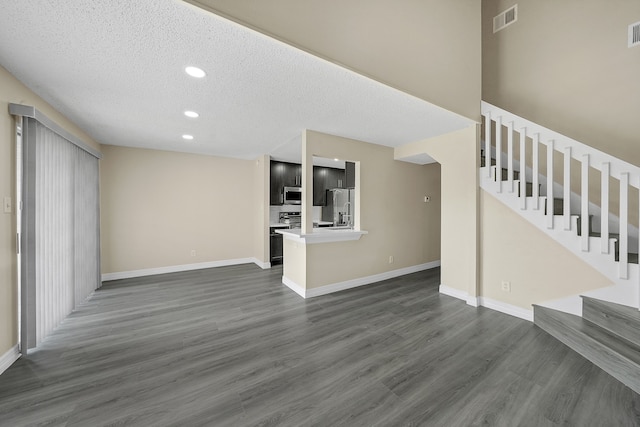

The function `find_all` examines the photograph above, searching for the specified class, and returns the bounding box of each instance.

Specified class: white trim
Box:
[439,286,534,322]
[254,260,271,270]
[101,258,268,281]
[439,284,470,301]
[282,276,307,298]
[283,261,441,299]
[0,344,20,376]
[466,296,480,307]
[479,297,534,322]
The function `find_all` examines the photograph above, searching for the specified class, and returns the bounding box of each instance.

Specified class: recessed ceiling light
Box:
[334,158,340,161]
[185,66,206,78]
[182,134,194,140]
[184,110,199,118]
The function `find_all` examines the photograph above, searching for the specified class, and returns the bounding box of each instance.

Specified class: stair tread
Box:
[582,296,640,322]
[534,305,640,394]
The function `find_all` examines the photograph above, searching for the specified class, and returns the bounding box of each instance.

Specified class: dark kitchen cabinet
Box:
[345,161,356,189]
[282,162,302,187]
[270,160,302,205]
[270,227,283,264]
[326,167,345,190]
[313,166,345,206]
[271,160,348,206]
[313,166,327,206]
[270,161,285,205]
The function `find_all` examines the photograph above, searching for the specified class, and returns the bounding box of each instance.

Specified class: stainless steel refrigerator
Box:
[322,188,354,227]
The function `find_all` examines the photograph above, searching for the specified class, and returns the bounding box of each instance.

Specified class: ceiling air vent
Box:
[493,5,518,33]
[629,21,640,48]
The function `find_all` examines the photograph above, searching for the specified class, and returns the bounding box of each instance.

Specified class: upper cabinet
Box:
[271,160,346,206]
[313,166,327,207]
[314,166,345,206]
[270,160,302,205]
[326,167,345,191]
[345,161,355,189]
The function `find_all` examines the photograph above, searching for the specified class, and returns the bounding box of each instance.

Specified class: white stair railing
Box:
[481,101,640,309]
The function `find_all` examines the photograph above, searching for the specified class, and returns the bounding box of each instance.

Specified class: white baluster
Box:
[496,117,502,192]
[620,172,629,279]
[581,154,589,251]
[547,140,554,229]
[563,147,571,230]
[601,163,610,254]
[507,121,514,193]
[532,133,539,210]
[484,112,492,177]
[519,127,526,209]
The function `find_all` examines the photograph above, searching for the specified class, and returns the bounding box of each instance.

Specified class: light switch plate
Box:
[3,196,11,214]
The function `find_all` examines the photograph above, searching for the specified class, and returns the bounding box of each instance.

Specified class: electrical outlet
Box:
[3,196,11,214]
[190,250,196,257]
[389,255,394,264]
[501,281,511,292]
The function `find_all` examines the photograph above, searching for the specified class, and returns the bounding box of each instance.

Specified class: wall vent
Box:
[629,21,640,47]
[493,5,518,33]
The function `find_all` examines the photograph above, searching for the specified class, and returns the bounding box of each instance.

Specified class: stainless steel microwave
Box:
[283,186,302,204]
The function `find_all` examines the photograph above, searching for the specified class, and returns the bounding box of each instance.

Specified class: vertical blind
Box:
[21,116,100,350]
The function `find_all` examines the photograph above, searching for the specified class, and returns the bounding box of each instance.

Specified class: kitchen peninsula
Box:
[273,129,440,302]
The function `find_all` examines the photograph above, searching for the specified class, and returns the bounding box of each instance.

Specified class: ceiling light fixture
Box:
[185,66,206,78]
[334,158,340,161]
[182,134,194,140]
[184,110,199,118]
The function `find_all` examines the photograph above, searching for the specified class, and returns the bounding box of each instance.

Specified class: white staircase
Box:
[480,101,640,315]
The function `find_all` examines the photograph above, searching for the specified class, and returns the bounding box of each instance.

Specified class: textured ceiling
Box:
[0,0,474,163]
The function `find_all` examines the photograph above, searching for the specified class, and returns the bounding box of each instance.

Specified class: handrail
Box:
[481,102,640,188]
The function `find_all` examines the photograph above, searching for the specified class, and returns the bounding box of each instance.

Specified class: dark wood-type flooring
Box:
[0,265,639,426]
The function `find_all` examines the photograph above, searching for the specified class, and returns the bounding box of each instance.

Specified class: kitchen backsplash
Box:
[269,206,322,225]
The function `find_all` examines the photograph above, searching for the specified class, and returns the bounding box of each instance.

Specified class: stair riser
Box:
[582,298,640,348]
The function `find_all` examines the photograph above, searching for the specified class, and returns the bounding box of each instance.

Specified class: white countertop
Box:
[270,221,333,228]
[276,227,368,244]
[269,223,291,228]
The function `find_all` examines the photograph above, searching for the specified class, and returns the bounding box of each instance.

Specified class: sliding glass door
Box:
[15,107,100,351]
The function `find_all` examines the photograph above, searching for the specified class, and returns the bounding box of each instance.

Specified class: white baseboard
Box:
[439,285,533,322]
[282,276,307,298]
[439,284,473,304]
[479,297,533,322]
[283,261,441,299]
[0,344,20,376]
[102,257,269,281]
[254,260,271,270]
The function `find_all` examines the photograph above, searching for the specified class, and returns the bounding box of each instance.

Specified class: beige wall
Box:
[0,65,100,357]
[253,155,270,266]
[480,191,611,309]
[483,0,640,167]
[184,0,482,122]
[283,238,306,288]
[100,145,266,274]
[396,126,480,297]
[288,130,441,289]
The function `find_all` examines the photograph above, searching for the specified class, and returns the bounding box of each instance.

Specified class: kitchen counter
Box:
[270,221,333,228]
[276,227,367,244]
[270,223,291,228]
